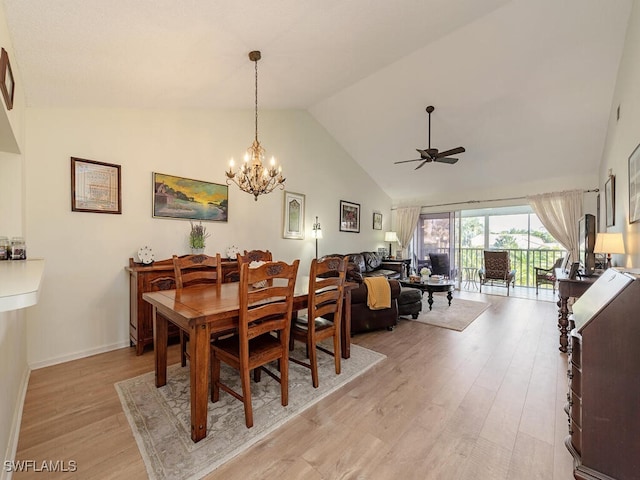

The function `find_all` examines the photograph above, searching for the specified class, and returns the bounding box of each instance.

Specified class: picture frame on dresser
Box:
[629,143,640,223]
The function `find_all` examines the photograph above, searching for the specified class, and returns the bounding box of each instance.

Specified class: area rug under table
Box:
[402,297,490,331]
[115,343,385,480]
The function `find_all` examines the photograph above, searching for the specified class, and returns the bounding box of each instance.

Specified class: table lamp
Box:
[594,232,625,269]
[384,231,398,258]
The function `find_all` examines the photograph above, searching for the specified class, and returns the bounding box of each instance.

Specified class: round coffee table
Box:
[398,279,456,310]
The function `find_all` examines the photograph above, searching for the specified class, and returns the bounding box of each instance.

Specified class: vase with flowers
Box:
[189,221,210,254]
[420,267,431,282]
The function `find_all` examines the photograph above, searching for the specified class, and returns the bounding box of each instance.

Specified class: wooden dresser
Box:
[126,256,238,355]
[565,269,640,480]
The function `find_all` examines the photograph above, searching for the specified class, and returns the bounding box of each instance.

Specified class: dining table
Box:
[143,276,355,442]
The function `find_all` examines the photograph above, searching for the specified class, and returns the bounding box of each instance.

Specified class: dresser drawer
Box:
[569,418,582,455]
[569,331,581,368]
[568,363,581,395]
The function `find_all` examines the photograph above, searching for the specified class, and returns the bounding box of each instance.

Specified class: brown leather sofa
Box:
[323,252,401,334]
[344,251,404,280]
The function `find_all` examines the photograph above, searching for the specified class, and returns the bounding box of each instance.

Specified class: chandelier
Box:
[226,50,285,201]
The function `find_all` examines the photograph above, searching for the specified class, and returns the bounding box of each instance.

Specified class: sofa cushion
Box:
[346,253,365,272]
[362,251,382,272]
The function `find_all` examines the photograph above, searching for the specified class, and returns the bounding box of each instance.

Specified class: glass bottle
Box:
[0,237,8,260]
[10,237,26,260]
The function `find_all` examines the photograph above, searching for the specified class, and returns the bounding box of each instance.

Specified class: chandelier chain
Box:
[225,50,286,201]
[254,56,258,142]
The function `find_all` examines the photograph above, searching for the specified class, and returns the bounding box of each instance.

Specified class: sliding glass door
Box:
[413,212,456,276]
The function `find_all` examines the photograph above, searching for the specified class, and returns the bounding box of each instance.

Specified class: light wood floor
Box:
[14,290,574,479]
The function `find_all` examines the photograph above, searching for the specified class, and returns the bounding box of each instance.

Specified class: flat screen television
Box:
[578,213,596,276]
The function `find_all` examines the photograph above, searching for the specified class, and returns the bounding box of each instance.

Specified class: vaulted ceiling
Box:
[3,0,632,203]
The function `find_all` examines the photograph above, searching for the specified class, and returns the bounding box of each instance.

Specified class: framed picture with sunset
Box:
[153,172,228,221]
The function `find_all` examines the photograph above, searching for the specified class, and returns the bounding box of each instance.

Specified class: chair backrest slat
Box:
[173,253,222,289]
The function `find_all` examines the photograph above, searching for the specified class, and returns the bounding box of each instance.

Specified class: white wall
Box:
[0,3,28,476]
[599,0,640,268]
[24,107,392,367]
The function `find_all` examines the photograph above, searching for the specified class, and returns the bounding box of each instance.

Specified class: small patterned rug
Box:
[402,297,490,331]
[115,343,385,480]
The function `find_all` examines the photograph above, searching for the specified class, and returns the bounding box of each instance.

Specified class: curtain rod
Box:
[392,188,599,210]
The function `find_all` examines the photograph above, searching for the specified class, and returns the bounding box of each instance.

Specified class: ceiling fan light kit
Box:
[394,105,466,170]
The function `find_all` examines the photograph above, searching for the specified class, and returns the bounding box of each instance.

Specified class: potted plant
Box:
[189,221,210,253]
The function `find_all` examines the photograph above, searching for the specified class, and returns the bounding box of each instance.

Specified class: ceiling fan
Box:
[394,105,465,170]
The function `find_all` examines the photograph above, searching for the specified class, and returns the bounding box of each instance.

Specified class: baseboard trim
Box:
[29,341,130,370]
[1,366,30,480]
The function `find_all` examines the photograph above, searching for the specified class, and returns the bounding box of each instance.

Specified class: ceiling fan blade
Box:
[394,158,423,164]
[415,159,429,170]
[434,157,459,164]
[435,146,465,158]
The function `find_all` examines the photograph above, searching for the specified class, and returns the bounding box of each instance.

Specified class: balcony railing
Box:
[420,247,566,289]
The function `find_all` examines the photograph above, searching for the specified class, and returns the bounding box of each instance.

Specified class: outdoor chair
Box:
[534,256,564,294]
[478,250,516,296]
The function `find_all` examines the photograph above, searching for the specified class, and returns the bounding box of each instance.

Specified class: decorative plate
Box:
[225,245,241,259]
[137,246,155,265]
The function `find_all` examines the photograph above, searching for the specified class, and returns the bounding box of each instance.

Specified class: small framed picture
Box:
[339,200,360,233]
[605,174,615,227]
[0,48,14,111]
[629,144,640,224]
[283,191,305,239]
[71,157,122,214]
[373,212,382,230]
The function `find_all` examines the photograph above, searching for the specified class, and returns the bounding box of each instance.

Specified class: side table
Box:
[461,267,478,290]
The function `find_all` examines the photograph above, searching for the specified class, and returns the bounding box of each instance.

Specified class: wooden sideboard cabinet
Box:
[565,269,640,480]
[126,256,238,355]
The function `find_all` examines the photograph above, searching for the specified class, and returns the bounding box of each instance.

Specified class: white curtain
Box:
[527,189,583,263]
[393,206,421,259]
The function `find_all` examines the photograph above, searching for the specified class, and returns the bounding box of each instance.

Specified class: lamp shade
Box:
[594,232,625,254]
[311,228,323,239]
[384,231,398,243]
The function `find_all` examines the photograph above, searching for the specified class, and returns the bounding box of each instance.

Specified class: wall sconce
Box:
[311,216,323,258]
[594,232,625,269]
[384,231,398,258]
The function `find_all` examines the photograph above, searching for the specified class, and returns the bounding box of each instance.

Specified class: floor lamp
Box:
[312,216,323,259]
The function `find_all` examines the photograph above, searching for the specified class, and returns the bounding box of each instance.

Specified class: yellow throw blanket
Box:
[363,277,391,310]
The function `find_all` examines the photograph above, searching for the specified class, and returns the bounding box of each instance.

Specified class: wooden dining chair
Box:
[233,249,274,284]
[289,256,347,388]
[223,249,274,282]
[210,259,299,428]
[172,253,223,366]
